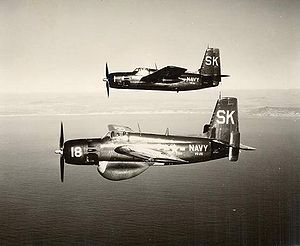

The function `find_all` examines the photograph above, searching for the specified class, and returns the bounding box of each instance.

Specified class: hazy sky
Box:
[1,0,299,93]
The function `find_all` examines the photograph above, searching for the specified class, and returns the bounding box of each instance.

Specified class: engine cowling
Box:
[64,139,89,164]
[229,131,240,162]
[97,162,150,181]
[63,139,99,165]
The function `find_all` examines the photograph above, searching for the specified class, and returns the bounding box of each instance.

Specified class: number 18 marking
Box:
[71,146,83,157]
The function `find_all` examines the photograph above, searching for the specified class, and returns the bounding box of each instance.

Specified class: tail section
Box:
[203,97,240,161]
[199,48,229,86]
[204,97,239,144]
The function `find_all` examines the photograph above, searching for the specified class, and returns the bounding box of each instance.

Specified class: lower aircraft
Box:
[55,97,255,182]
[103,47,229,97]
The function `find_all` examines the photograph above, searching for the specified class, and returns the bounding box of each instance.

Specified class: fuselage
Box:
[63,132,229,166]
[108,70,219,91]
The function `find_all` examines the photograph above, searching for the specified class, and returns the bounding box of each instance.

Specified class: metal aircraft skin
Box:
[103,47,229,97]
[55,97,255,182]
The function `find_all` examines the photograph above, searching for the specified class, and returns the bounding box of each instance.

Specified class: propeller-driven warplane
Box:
[55,97,255,182]
[103,47,229,97]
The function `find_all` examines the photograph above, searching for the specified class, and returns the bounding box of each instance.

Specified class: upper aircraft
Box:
[103,47,229,97]
[55,97,255,182]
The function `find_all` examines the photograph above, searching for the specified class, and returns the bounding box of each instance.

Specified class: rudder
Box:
[199,48,229,85]
[203,97,240,161]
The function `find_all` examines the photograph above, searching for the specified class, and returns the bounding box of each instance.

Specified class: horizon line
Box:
[1,88,300,94]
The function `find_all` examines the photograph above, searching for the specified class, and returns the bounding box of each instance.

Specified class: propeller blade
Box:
[60,155,64,182]
[105,62,109,78]
[105,63,110,98]
[60,122,64,149]
[59,122,65,182]
[106,81,110,98]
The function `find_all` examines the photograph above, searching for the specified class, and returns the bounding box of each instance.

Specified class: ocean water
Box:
[1,110,300,245]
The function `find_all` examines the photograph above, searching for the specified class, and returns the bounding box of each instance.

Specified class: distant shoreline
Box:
[1,89,299,118]
[1,88,300,95]
[1,108,300,119]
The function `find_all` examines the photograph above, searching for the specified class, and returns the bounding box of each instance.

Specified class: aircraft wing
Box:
[141,66,187,83]
[108,124,133,132]
[114,145,188,163]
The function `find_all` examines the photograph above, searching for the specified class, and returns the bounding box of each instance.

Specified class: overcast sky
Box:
[1,0,299,93]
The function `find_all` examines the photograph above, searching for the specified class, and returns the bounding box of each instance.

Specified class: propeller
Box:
[103,63,110,98]
[55,122,65,182]
[60,121,64,149]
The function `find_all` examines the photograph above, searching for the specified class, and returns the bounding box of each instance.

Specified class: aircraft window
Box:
[134,68,150,75]
[102,131,127,140]
[110,131,127,138]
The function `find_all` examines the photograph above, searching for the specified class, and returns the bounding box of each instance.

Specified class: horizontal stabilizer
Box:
[239,144,256,151]
[212,140,256,151]
[201,74,230,82]
[202,74,230,78]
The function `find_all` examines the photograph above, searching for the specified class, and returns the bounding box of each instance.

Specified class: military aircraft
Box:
[55,97,255,182]
[103,47,229,97]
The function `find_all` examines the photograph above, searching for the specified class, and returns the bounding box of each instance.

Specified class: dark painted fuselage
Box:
[108,70,219,92]
[63,132,228,166]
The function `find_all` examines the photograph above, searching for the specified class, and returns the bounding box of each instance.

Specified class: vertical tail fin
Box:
[203,97,240,161]
[199,48,229,86]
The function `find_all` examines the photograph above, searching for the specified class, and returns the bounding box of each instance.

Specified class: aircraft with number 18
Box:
[55,97,255,182]
[103,47,229,97]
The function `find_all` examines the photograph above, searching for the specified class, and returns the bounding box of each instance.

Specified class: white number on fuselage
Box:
[71,146,83,157]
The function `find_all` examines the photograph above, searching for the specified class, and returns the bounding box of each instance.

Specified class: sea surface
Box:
[1,90,300,245]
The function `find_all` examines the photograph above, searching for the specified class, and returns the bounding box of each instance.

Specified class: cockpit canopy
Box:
[102,124,133,140]
[133,67,151,76]
[102,130,128,140]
